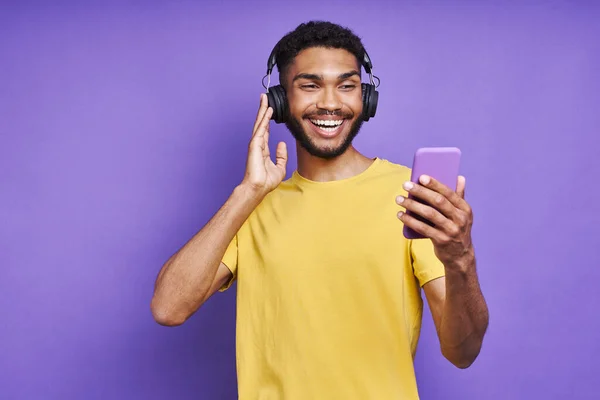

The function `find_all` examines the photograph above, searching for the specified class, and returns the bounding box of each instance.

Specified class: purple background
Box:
[2,1,599,399]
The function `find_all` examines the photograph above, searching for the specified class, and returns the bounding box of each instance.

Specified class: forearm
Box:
[439,252,489,368]
[151,184,263,325]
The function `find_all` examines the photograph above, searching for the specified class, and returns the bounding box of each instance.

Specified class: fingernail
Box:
[403,181,414,191]
[396,196,404,204]
[420,175,430,185]
[398,211,404,218]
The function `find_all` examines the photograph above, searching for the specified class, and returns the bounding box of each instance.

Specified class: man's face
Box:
[283,47,365,159]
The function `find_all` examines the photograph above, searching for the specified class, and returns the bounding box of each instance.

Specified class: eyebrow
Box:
[292,70,361,82]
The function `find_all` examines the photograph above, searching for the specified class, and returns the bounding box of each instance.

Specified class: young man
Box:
[151,21,489,399]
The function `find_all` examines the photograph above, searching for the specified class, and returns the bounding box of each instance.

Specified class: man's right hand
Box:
[241,94,288,197]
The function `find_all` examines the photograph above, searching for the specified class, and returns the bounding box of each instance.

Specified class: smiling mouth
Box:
[308,118,345,135]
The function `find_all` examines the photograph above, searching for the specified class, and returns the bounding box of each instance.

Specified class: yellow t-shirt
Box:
[220,157,445,400]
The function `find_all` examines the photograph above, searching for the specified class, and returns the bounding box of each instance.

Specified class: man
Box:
[151,21,489,399]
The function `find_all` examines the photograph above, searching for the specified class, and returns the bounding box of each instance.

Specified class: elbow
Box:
[440,324,488,369]
[150,297,187,327]
[442,344,482,370]
[448,356,476,370]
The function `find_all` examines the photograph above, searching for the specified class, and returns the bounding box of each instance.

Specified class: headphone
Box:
[262,45,381,124]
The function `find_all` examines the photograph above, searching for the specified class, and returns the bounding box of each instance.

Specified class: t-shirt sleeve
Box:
[218,234,238,292]
[409,238,446,287]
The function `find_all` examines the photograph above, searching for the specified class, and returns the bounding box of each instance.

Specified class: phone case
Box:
[403,147,462,240]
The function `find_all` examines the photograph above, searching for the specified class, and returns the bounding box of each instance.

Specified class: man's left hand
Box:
[396,175,474,270]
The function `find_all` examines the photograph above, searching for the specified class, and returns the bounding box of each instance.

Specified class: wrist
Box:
[444,246,476,275]
[234,182,267,206]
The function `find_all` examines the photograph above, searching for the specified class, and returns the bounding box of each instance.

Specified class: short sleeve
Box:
[409,238,446,287]
[219,234,238,292]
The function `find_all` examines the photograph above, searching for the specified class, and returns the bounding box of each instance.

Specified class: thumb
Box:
[456,175,466,198]
[275,141,288,172]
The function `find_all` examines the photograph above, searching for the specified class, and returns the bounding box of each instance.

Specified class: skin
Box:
[282,48,365,162]
[281,46,375,180]
[150,46,489,369]
[397,175,489,368]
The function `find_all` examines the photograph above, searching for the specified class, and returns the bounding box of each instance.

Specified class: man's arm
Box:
[423,254,489,368]
[151,184,263,326]
[151,95,287,326]
[397,174,489,368]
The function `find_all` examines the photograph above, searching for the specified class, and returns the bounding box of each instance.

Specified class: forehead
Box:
[288,47,360,75]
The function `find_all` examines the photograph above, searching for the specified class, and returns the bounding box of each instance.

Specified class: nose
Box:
[316,87,342,113]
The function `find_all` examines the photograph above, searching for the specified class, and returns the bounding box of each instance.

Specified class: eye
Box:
[301,84,319,90]
[339,85,357,90]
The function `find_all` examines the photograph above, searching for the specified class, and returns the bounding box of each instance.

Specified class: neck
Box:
[295,144,374,182]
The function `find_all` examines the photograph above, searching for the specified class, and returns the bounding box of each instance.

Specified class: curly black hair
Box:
[273,20,367,84]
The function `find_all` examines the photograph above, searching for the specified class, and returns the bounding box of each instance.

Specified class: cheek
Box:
[351,97,364,116]
[354,88,365,105]
[287,93,311,117]
[339,90,363,115]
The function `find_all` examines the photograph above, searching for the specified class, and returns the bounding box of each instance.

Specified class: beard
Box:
[284,111,365,160]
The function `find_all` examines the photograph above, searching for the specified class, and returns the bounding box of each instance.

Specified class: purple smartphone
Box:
[403,147,462,240]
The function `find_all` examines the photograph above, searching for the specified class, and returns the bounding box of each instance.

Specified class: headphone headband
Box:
[267,47,278,75]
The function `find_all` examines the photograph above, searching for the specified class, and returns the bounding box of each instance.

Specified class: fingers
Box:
[397,175,473,242]
[249,106,273,153]
[410,175,470,214]
[398,210,449,243]
[396,194,453,232]
[252,94,269,137]
[401,179,458,221]
[260,110,273,160]
[263,110,271,144]
[249,108,274,166]
[418,175,465,209]
[456,175,466,199]
[255,107,273,139]
[275,141,288,171]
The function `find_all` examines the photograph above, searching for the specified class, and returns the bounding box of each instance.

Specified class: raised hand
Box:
[241,94,288,197]
[396,175,474,269]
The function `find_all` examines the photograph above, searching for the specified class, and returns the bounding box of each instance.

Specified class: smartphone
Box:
[403,147,462,240]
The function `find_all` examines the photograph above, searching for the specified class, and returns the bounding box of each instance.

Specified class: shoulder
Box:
[376,157,411,176]
[367,157,413,187]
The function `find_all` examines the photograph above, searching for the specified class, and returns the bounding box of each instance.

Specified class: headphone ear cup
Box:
[266,85,288,124]
[361,83,378,121]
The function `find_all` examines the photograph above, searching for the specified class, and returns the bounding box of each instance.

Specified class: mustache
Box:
[304,109,353,119]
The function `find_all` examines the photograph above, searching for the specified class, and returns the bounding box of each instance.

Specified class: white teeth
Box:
[319,126,338,132]
[310,119,343,127]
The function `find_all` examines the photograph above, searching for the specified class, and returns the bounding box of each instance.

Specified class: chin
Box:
[285,115,364,160]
